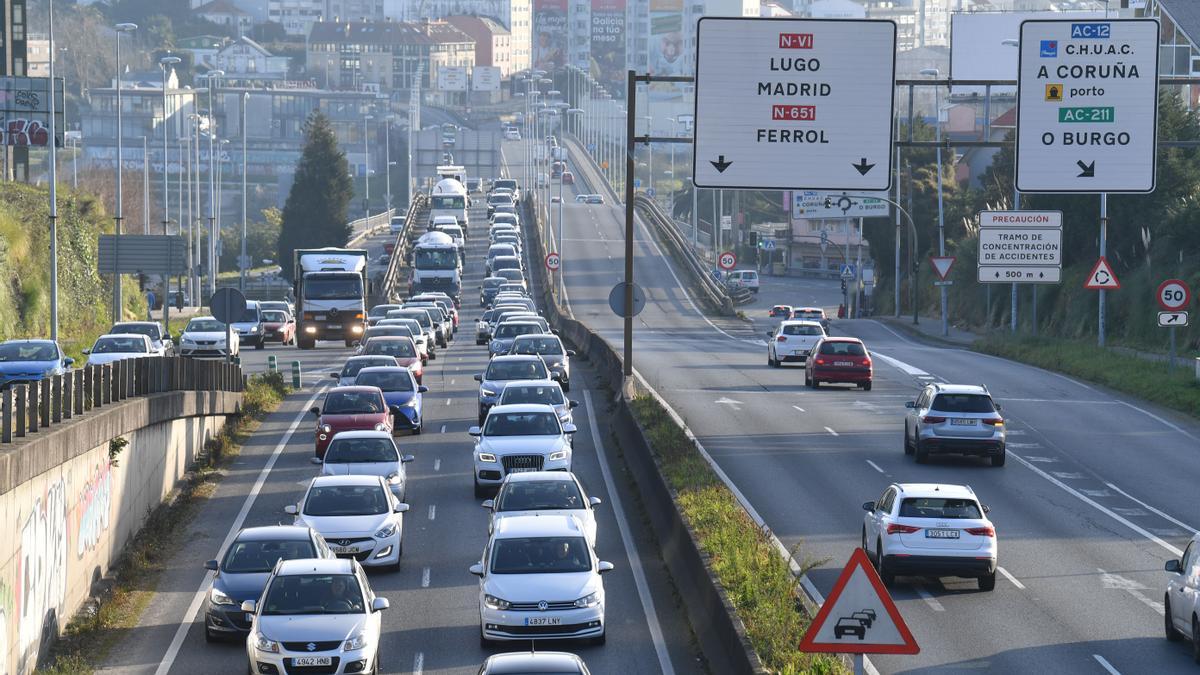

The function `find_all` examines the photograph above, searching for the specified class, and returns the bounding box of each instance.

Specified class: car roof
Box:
[362,336,414,343]
[779,320,823,328]
[188,316,219,322]
[235,525,316,542]
[817,336,864,344]
[489,403,558,414]
[483,652,584,672]
[892,483,977,500]
[327,429,395,441]
[511,334,558,341]
[928,383,991,395]
[356,366,412,375]
[499,379,561,390]
[96,333,149,341]
[310,474,386,487]
[328,385,384,394]
[275,557,355,576]
[501,470,576,484]
[112,321,160,327]
[492,514,584,539]
[795,306,825,313]
[496,321,544,328]
[488,355,544,365]
[346,355,396,362]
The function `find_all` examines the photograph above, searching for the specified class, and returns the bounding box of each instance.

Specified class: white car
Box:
[331,356,397,387]
[862,483,997,591]
[390,215,406,234]
[503,128,521,141]
[766,320,826,367]
[110,321,173,356]
[482,471,601,546]
[725,269,760,293]
[497,379,577,427]
[83,333,155,366]
[469,404,577,498]
[1164,532,1200,654]
[242,558,388,675]
[312,430,415,501]
[178,316,240,358]
[469,514,612,645]
[285,475,410,571]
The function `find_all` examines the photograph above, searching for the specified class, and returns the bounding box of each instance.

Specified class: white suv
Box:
[766,320,826,367]
[469,514,612,645]
[470,404,576,497]
[862,483,998,591]
[1164,532,1200,658]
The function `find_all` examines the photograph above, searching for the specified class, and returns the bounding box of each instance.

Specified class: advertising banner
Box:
[534,0,568,71]
[591,0,626,98]
[648,0,684,101]
[0,76,65,146]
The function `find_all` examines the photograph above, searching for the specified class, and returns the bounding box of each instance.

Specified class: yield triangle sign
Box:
[1084,256,1120,290]
[798,548,920,655]
[929,256,955,281]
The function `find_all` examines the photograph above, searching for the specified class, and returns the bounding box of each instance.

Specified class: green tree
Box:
[278,112,353,277]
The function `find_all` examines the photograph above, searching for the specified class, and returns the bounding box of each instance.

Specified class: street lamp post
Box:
[204,70,224,298]
[921,67,948,337]
[112,22,138,323]
[363,113,374,220]
[48,0,59,340]
[240,92,248,293]
[160,56,181,237]
[384,115,394,213]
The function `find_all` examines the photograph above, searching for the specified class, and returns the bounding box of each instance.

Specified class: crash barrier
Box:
[379,194,431,302]
[631,195,739,315]
[346,209,397,248]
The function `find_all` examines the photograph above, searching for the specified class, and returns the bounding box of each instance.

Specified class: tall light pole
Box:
[921,67,948,337]
[642,115,653,198]
[48,0,59,340]
[112,22,138,323]
[217,139,230,275]
[1002,39,1021,334]
[203,69,224,298]
[240,92,248,293]
[142,135,149,233]
[363,113,373,220]
[160,56,181,236]
[384,114,394,213]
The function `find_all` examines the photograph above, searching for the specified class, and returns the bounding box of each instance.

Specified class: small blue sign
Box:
[840,264,856,279]
[646,187,656,197]
[1040,40,1058,57]
[763,239,776,251]
[634,178,642,188]
[1071,23,1110,39]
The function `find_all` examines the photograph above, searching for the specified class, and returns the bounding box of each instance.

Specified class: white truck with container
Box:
[292,248,369,349]
[429,166,469,228]
[410,231,462,305]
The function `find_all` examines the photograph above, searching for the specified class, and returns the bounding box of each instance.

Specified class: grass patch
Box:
[36,372,290,674]
[975,335,1200,420]
[629,396,844,675]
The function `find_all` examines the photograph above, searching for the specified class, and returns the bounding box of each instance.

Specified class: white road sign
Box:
[438,66,468,92]
[792,190,890,219]
[472,66,501,91]
[977,211,1063,284]
[692,18,896,191]
[1015,19,1160,193]
[1158,311,1188,327]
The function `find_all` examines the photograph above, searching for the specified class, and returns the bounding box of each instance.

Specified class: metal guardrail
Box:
[0,357,244,444]
[379,195,431,301]
[632,195,738,315]
[347,209,396,248]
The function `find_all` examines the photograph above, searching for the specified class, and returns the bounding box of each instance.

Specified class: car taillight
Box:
[814,358,826,365]
[922,415,947,424]
[887,524,921,535]
[861,357,872,367]
[982,417,1004,426]
[776,335,787,342]
[965,526,995,537]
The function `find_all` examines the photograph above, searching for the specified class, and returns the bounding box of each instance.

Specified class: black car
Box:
[834,617,866,640]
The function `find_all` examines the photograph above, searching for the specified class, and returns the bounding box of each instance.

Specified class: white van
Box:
[726,270,760,293]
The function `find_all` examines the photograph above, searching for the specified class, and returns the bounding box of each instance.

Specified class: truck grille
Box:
[502,455,544,473]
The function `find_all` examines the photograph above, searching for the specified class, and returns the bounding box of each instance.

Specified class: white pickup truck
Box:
[766,320,826,367]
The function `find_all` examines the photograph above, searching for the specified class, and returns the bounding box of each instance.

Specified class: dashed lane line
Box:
[1093,654,1122,675]
[997,566,1026,590]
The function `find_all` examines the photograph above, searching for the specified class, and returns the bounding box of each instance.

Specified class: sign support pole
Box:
[623,70,636,379]
[854,654,864,675]
[1011,185,1019,333]
[1170,326,1176,371]
[1099,193,1108,347]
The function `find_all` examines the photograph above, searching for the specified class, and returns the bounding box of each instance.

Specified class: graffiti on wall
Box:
[16,480,67,674]
[73,462,112,559]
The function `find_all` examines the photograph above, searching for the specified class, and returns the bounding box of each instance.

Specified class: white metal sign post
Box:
[1016,19,1159,346]
[692,18,896,191]
[977,211,1063,284]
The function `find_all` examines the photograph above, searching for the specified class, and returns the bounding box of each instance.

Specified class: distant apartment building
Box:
[445,15,513,76]
[382,0,532,73]
[25,33,48,77]
[306,19,476,96]
[194,0,255,35]
[327,0,384,21]
[213,36,292,83]
[270,0,325,36]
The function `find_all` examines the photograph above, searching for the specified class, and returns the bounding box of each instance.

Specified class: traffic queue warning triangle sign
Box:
[1084,256,1120,290]
[929,256,956,281]
[798,548,920,655]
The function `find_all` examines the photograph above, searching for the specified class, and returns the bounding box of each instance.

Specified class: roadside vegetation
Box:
[36,372,290,675]
[629,395,844,675]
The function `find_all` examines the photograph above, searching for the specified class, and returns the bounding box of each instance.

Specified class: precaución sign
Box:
[977,211,1063,284]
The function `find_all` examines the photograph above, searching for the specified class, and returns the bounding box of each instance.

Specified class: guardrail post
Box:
[74,369,84,415]
[50,375,62,423]
[268,355,277,372]
[101,365,112,405]
[125,360,135,399]
[87,366,97,409]
[39,379,50,428]
[63,371,74,420]
[27,383,39,433]
[14,385,27,437]
[1,387,12,442]
[291,361,302,389]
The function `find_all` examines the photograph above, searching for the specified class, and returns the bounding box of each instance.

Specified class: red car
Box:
[359,336,424,384]
[562,171,573,184]
[805,337,873,390]
[260,309,295,345]
[311,386,394,458]
[768,305,793,319]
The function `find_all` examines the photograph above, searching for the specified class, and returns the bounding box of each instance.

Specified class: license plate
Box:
[834,361,853,367]
[925,529,960,539]
[314,315,325,321]
[525,617,562,626]
[509,467,537,473]
[793,350,808,356]
[950,418,976,426]
[293,656,333,666]
[331,545,359,554]
[326,324,343,329]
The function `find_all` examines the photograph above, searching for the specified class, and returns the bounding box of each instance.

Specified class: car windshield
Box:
[355,370,416,392]
[932,394,996,413]
[783,324,823,336]
[112,323,160,340]
[92,337,146,354]
[414,249,459,270]
[325,437,399,464]
[322,391,385,414]
[304,276,363,301]
[486,360,549,381]
[303,484,389,516]
[362,339,416,358]
[365,327,413,341]
[500,385,565,406]
[483,278,505,290]
[260,302,289,313]
[0,342,58,362]
[489,246,516,258]
[222,538,316,574]
[390,312,431,328]
[497,480,583,512]
[818,341,867,356]
[798,310,824,319]
[261,311,288,323]
[492,258,520,271]
[490,536,591,574]
[369,305,400,317]
[494,180,517,191]
[186,319,224,333]
[483,411,561,436]
[898,498,983,519]
[488,195,513,205]
[494,324,541,339]
[497,270,525,282]
[261,574,364,615]
[511,337,562,355]
[235,305,260,322]
[340,359,394,379]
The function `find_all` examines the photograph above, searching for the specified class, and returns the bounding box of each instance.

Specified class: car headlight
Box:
[374,522,398,539]
[321,424,332,434]
[343,632,369,651]
[254,632,279,653]
[209,587,236,606]
[386,471,403,485]
[549,450,568,462]
[483,594,511,610]
[247,326,259,334]
[374,422,389,431]
[477,452,498,463]
[574,591,601,608]
[401,397,419,408]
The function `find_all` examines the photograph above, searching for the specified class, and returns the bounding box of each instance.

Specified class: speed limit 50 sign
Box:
[718,251,737,271]
[1157,279,1192,312]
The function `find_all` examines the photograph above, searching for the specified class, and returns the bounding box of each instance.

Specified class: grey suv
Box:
[904,384,1006,466]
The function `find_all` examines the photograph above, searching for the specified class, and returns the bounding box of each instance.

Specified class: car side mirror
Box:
[765,331,773,337]
[394,503,410,513]
[81,349,91,355]
[1166,559,1183,573]
[371,597,390,612]
[309,406,321,416]
[904,401,916,409]
[566,350,576,357]
[310,457,322,465]
[418,386,429,393]
[862,501,875,512]
[562,424,577,434]
[474,374,483,381]
[589,496,602,508]
[330,372,340,379]
[204,559,219,571]
[469,563,484,577]
[568,400,579,409]
[468,426,482,437]
[995,403,1003,411]
[481,499,495,510]
[240,600,257,613]
[64,357,75,366]
[982,505,990,514]
[597,561,614,574]
[284,505,298,515]
[402,454,415,463]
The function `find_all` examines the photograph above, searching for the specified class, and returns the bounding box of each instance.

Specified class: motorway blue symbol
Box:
[1071,23,1110,39]
[634,178,642,188]
[1040,40,1057,57]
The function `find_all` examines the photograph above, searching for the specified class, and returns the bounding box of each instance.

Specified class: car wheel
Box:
[809,377,819,389]
[991,450,1007,467]
[863,381,872,391]
[1192,618,1200,663]
[413,425,422,435]
[903,428,914,455]
[978,571,996,592]
[876,540,895,586]
[767,350,778,367]
[474,479,485,499]
[1164,598,1182,641]
[914,438,929,464]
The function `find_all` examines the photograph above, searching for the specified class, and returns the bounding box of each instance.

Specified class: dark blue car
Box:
[354,366,427,434]
[0,340,73,389]
[202,526,334,641]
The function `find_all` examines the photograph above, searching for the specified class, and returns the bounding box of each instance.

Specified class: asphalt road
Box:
[510,134,1200,674]
[98,198,700,674]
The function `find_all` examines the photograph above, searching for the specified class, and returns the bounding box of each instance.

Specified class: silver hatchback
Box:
[904,384,1006,467]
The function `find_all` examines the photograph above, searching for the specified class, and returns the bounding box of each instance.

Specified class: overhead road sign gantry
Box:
[977,211,1063,284]
[692,18,897,192]
[1015,19,1160,193]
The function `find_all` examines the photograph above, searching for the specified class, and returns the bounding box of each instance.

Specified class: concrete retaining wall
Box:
[0,389,241,674]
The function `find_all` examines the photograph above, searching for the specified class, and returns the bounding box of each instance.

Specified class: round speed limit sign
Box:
[718,251,737,271]
[1157,279,1192,311]
[545,252,561,271]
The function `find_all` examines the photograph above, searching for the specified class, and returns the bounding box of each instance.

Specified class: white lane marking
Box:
[154,385,329,675]
[421,567,431,588]
[914,585,945,612]
[867,319,925,347]
[582,390,675,675]
[865,460,884,474]
[439,424,447,434]
[1093,655,1121,675]
[792,405,805,413]
[445,398,452,406]
[1103,482,1199,535]
[824,426,839,437]
[433,458,441,472]
[1010,452,1184,557]
[450,379,456,385]
[872,352,933,378]
[1116,400,1200,443]
[428,504,436,521]
[413,651,425,675]
[997,566,1025,590]
[1098,567,1164,614]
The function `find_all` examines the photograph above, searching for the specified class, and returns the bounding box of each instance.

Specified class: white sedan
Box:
[83,333,155,366]
[482,471,601,546]
[178,316,240,359]
[286,475,410,571]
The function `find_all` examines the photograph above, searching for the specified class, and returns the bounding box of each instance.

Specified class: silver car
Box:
[479,652,591,674]
[312,430,415,501]
[497,379,578,426]
[506,334,573,391]
[904,383,1006,467]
